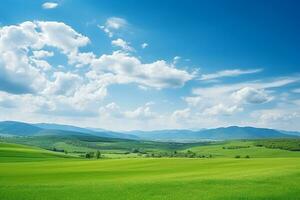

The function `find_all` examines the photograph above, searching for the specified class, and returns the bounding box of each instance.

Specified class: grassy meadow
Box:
[1,140,300,200]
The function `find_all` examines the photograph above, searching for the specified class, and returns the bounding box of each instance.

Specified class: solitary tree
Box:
[96,150,101,159]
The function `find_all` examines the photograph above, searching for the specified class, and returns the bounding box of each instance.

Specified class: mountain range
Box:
[0,121,299,142]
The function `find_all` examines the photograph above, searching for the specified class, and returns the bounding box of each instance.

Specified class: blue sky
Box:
[0,0,299,131]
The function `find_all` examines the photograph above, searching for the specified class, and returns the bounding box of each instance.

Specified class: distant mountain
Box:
[128,126,297,141]
[35,123,138,140]
[0,121,42,136]
[127,129,201,141]
[0,121,138,140]
[278,130,300,136]
[197,126,294,140]
[0,121,297,142]
[35,123,95,134]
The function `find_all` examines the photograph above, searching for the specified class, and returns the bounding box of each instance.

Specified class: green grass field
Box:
[1,141,300,200]
[187,140,300,158]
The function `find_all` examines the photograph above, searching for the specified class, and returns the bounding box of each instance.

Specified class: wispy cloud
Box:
[42,2,58,9]
[193,76,300,99]
[98,17,128,38]
[111,38,134,52]
[141,43,148,49]
[199,68,263,81]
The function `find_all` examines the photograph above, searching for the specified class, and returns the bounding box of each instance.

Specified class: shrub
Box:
[131,148,139,153]
[85,152,94,159]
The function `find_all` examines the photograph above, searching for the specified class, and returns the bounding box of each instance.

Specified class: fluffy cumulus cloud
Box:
[91,51,194,89]
[2,20,298,131]
[0,21,90,94]
[42,2,58,9]
[175,76,300,129]
[0,20,195,127]
[44,72,83,96]
[37,21,90,53]
[231,87,271,104]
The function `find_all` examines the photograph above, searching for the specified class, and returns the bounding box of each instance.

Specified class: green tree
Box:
[132,148,139,153]
[96,150,101,159]
[85,152,94,159]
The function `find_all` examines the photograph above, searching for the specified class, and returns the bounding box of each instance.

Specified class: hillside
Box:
[0,142,74,162]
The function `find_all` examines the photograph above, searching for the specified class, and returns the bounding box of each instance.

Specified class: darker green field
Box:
[1,135,205,158]
[1,140,300,200]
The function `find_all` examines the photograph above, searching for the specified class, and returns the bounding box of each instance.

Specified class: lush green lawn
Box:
[1,142,300,200]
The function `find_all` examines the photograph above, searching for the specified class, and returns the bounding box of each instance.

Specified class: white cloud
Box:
[99,102,156,120]
[32,50,54,58]
[124,106,156,120]
[173,56,181,64]
[231,87,271,104]
[199,68,262,81]
[99,102,122,118]
[179,76,300,122]
[37,21,90,53]
[0,20,193,129]
[171,108,191,121]
[258,110,299,122]
[193,77,300,98]
[0,21,107,116]
[67,51,96,67]
[1,20,299,131]
[99,17,127,38]
[0,21,90,94]
[203,103,242,116]
[251,108,300,130]
[91,51,194,89]
[111,38,134,52]
[106,17,127,29]
[183,96,202,107]
[42,2,58,9]
[141,43,148,49]
[44,72,83,96]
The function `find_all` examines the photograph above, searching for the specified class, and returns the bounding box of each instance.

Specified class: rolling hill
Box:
[0,142,74,162]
